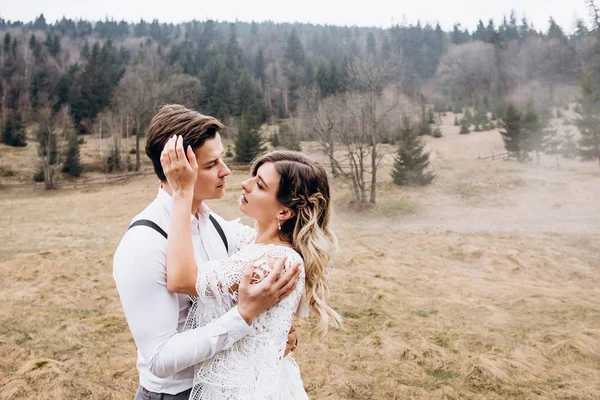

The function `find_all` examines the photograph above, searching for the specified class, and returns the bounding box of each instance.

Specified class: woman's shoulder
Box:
[244,243,303,263]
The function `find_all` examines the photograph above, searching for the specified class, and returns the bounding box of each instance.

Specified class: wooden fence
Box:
[0,172,155,191]
[478,152,510,161]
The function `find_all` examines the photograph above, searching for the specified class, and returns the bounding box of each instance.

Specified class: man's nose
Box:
[219,161,231,178]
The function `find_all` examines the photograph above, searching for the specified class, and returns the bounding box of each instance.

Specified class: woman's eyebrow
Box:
[257,174,268,189]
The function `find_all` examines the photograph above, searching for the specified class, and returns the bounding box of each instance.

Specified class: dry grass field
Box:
[1,115,599,399]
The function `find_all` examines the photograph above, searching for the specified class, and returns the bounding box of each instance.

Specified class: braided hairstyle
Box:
[251,151,342,338]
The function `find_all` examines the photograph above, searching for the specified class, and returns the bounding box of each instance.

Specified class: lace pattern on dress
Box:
[187,244,308,400]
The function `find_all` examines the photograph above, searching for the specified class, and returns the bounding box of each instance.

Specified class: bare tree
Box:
[114,48,167,170]
[35,107,61,189]
[347,61,401,203]
[299,61,402,204]
[297,89,342,177]
[436,42,498,102]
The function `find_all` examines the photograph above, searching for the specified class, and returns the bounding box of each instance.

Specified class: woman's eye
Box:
[257,181,263,189]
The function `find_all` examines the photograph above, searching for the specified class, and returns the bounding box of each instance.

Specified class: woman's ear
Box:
[278,208,295,222]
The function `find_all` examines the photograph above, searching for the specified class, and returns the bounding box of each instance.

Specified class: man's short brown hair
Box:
[145,104,225,181]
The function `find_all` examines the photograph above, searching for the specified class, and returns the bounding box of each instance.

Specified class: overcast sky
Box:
[2,0,593,34]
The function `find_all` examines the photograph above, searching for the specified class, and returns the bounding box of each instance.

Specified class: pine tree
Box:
[278,124,301,151]
[283,29,306,114]
[453,102,463,114]
[463,108,473,124]
[285,29,305,66]
[367,32,377,57]
[418,102,432,136]
[381,35,391,61]
[547,17,568,44]
[473,98,489,127]
[237,69,266,122]
[2,115,27,147]
[392,117,434,186]
[225,24,244,79]
[235,111,264,164]
[44,33,61,57]
[499,103,526,160]
[574,72,600,168]
[30,68,51,110]
[62,132,82,177]
[459,118,470,134]
[29,34,42,60]
[254,48,266,86]
[269,132,280,147]
[542,124,562,169]
[427,107,436,124]
[69,41,124,133]
[81,41,90,59]
[33,14,47,30]
[316,62,329,97]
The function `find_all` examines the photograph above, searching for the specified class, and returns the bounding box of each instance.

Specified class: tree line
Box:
[0,4,598,199]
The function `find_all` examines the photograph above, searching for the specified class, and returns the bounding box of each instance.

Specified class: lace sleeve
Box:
[236,224,256,251]
[190,246,307,399]
[194,243,290,305]
[223,218,256,253]
[194,251,246,305]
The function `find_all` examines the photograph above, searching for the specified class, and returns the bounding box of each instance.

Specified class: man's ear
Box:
[278,208,295,222]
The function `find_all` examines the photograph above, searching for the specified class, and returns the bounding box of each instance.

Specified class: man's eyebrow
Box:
[257,174,268,189]
[203,150,225,165]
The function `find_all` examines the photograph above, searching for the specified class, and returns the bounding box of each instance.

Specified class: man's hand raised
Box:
[237,256,301,324]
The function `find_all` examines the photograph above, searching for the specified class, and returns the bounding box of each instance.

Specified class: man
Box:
[113,105,299,400]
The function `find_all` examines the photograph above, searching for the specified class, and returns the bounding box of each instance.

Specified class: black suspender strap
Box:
[209,214,229,253]
[127,216,229,253]
[128,219,168,239]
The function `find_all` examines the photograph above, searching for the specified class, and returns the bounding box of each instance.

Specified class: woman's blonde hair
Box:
[251,151,342,338]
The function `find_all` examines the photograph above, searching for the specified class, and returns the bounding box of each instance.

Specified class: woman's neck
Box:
[254,221,291,247]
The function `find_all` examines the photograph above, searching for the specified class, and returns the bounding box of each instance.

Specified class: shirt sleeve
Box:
[113,228,251,379]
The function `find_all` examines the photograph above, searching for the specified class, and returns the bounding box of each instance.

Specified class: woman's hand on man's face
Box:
[160,135,198,197]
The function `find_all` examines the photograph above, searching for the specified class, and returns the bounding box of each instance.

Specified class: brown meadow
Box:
[1,118,599,399]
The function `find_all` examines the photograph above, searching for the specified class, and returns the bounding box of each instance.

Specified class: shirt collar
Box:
[156,187,211,223]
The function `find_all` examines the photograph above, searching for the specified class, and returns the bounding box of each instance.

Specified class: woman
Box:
[160,135,341,399]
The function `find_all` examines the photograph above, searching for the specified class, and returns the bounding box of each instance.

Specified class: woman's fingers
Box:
[160,136,197,195]
[168,135,178,163]
[160,136,174,170]
[176,135,186,163]
[187,145,198,172]
[277,266,300,301]
[264,256,287,286]
[240,263,253,289]
[274,259,300,291]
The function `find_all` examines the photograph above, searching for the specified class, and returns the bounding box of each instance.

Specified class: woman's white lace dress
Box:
[185,224,309,400]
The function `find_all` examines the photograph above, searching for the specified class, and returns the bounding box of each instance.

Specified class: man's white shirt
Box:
[113,188,252,395]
